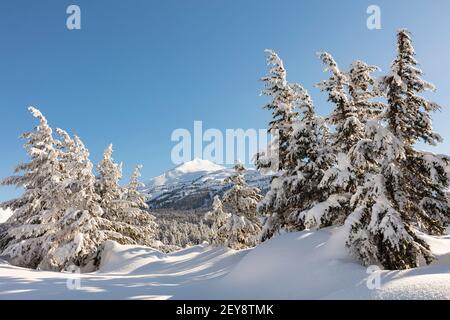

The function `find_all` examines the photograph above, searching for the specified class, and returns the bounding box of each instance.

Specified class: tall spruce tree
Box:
[380,29,450,235]
[0,107,63,224]
[255,49,298,172]
[381,29,441,146]
[0,107,64,268]
[255,49,303,238]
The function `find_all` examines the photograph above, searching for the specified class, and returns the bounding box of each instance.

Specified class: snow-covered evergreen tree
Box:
[123,165,148,208]
[96,146,157,246]
[255,49,298,172]
[346,121,433,269]
[0,109,158,271]
[317,52,363,153]
[381,29,441,146]
[0,111,112,271]
[0,107,62,225]
[259,83,336,238]
[121,165,158,246]
[204,179,259,249]
[0,107,66,268]
[346,29,450,269]
[255,50,318,239]
[285,86,340,229]
[408,151,450,233]
[379,29,450,235]
[219,162,263,249]
[96,144,124,221]
[223,162,262,219]
[218,213,261,250]
[347,60,385,122]
[313,53,356,226]
[37,129,114,271]
[294,53,356,228]
[204,195,229,246]
[310,55,385,229]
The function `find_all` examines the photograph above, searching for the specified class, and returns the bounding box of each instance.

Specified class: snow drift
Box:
[215,228,450,299]
[0,227,449,300]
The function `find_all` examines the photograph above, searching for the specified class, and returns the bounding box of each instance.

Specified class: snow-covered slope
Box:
[0,208,13,223]
[212,228,450,300]
[143,159,272,210]
[0,227,449,300]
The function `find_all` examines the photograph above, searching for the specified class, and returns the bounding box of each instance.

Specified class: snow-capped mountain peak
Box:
[143,159,271,210]
[173,158,224,174]
[147,159,225,188]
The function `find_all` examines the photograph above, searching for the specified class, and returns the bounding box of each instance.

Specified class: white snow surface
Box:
[0,227,449,300]
[0,208,13,223]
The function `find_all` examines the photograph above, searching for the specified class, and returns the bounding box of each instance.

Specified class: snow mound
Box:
[0,208,13,223]
[213,228,367,299]
[0,227,449,299]
[98,241,167,274]
[216,228,450,299]
[98,240,246,278]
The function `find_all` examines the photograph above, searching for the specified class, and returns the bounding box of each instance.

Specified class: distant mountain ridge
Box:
[142,159,272,210]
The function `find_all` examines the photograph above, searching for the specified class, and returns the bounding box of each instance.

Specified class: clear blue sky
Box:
[1,0,450,201]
